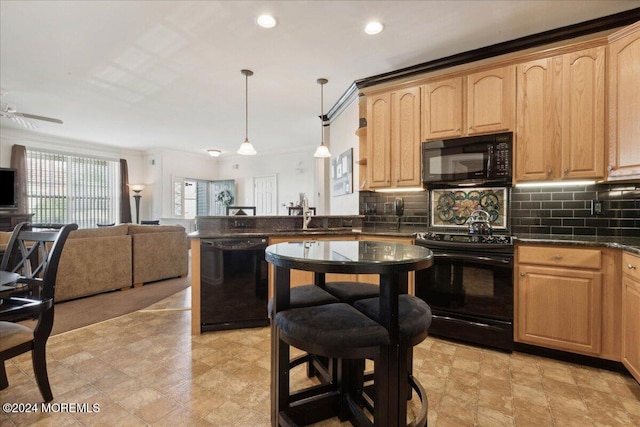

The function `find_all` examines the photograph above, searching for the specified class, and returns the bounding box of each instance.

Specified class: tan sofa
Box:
[128,225,189,287]
[1,224,188,302]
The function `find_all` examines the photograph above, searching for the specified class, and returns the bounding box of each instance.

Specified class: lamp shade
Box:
[129,184,145,193]
[237,140,257,155]
[313,144,331,158]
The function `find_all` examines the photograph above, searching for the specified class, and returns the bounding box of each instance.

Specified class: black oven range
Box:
[415,231,514,352]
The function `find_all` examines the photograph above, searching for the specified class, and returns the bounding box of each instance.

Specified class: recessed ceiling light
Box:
[207,149,221,157]
[257,14,277,29]
[364,21,384,35]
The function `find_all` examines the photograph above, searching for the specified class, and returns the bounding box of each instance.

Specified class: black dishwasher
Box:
[200,237,269,332]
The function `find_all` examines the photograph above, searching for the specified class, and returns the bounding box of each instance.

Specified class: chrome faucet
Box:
[302,196,313,230]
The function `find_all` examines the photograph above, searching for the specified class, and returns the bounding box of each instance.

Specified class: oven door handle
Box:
[434,252,513,266]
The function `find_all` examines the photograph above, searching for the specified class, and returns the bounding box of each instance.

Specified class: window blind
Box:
[26,150,119,229]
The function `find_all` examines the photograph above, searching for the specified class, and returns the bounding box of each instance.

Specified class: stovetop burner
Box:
[416,231,512,245]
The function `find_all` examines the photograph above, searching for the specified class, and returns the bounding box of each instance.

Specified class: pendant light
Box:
[313,78,331,158]
[237,69,257,155]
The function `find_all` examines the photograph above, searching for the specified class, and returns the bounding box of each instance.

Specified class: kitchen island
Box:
[189,215,418,335]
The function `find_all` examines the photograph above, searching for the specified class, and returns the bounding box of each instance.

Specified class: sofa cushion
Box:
[131,226,188,285]
[56,234,132,302]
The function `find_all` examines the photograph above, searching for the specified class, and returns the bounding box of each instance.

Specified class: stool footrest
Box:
[280,391,341,426]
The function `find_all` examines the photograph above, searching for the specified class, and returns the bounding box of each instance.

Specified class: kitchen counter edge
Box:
[513,234,640,255]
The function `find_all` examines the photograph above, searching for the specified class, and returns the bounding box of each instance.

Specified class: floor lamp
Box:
[129,184,145,224]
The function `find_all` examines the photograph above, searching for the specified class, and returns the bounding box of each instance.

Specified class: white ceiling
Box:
[1,1,638,157]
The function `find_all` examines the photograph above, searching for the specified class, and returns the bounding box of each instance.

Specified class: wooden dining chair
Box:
[0,222,77,402]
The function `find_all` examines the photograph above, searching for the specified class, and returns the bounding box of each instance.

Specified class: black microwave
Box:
[422,132,512,187]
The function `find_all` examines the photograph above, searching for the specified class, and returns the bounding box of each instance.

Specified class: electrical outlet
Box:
[590,200,604,215]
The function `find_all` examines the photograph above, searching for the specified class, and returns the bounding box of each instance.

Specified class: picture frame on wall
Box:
[331,148,353,197]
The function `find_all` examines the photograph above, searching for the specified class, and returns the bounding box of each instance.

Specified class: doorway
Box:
[254,175,277,215]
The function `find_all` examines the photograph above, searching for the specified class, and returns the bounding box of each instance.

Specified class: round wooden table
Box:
[266,240,433,427]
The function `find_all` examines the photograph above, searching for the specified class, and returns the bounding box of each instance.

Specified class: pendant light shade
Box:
[314,78,331,158]
[238,69,257,155]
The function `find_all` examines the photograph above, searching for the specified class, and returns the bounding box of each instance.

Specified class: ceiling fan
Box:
[0,90,63,128]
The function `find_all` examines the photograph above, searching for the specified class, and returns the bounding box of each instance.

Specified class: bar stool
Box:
[274,302,390,426]
[354,294,432,427]
[268,284,339,380]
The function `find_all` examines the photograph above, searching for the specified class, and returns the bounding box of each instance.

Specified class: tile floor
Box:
[1,288,639,427]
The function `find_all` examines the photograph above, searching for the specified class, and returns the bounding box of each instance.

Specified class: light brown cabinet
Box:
[366,87,421,189]
[421,66,515,141]
[515,47,605,182]
[515,245,603,356]
[607,22,640,181]
[422,77,463,139]
[622,252,640,383]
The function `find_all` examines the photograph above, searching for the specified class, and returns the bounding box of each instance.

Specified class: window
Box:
[172,178,235,218]
[26,149,119,229]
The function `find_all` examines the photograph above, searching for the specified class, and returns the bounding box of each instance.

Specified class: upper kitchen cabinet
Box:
[367,87,421,189]
[515,46,605,182]
[422,66,515,141]
[467,66,516,135]
[607,22,640,181]
[515,57,563,181]
[421,77,463,139]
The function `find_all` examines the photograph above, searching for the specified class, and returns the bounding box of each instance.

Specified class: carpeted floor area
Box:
[20,274,191,335]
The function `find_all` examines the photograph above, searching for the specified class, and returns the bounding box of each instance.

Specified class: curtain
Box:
[10,144,28,214]
[119,159,132,223]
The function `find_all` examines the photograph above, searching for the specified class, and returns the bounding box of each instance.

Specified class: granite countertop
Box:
[513,234,640,255]
[188,228,640,255]
[189,226,417,239]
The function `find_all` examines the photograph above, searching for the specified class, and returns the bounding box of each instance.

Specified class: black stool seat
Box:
[355,295,432,346]
[268,284,339,317]
[324,281,379,305]
[275,303,389,359]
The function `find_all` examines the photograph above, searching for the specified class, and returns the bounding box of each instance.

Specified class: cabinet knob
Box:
[468,126,472,130]
[547,169,553,175]
[564,168,569,173]
[553,254,562,260]
[456,127,461,132]
[628,264,637,270]
[608,165,614,171]
[520,272,526,277]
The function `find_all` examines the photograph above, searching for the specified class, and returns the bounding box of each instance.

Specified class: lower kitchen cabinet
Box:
[622,252,640,382]
[515,245,603,356]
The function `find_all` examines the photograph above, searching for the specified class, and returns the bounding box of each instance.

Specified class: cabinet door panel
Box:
[367,94,392,188]
[622,275,640,382]
[515,57,562,181]
[467,66,515,135]
[517,265,602,355]
[608,26,640,180]
[392,88,421,186]
[562,47,605,179]
[422,77,463,140]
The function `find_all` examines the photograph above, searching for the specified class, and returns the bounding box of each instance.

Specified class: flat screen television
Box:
[0,167,18,210]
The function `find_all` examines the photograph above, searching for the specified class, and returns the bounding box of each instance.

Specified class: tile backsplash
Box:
[511,183,640,237]
[359,183,640,237]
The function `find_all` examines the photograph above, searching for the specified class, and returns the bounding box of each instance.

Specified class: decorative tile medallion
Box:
[431,187,507,229]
